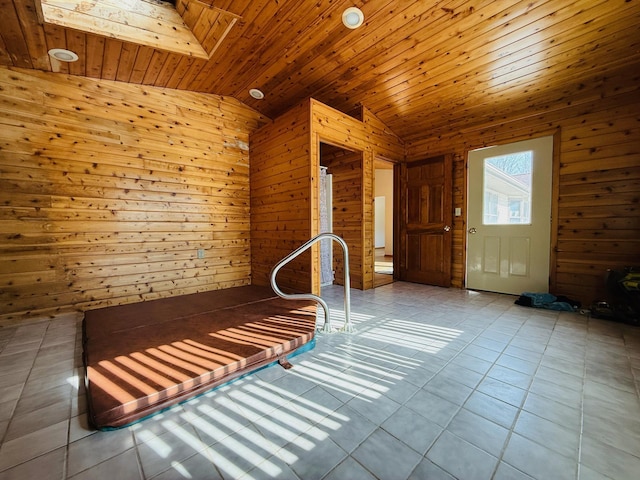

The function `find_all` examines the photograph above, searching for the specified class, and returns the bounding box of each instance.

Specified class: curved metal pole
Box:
[270,233,353,333]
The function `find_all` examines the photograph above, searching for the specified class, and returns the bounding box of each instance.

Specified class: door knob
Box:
[444,225,451,232]
[469,227,477,234]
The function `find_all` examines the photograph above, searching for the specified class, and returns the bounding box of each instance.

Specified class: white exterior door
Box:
[466,136,553,295]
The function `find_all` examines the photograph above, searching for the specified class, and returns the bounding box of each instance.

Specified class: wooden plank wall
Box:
[0,66,265,325]
[250,100,313,292]
[406,88,640,305]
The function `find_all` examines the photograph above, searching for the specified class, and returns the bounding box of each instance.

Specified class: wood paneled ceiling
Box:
[2,0,639,142]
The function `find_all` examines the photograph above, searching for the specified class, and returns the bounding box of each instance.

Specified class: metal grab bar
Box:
[270,233,354,333]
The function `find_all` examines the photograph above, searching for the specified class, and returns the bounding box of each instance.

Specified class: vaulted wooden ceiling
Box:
[2,0,639,142]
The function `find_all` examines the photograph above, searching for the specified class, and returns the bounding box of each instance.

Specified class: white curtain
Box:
[319,168,333,285]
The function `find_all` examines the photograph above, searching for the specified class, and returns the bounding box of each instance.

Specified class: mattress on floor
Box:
[83,286,317,429]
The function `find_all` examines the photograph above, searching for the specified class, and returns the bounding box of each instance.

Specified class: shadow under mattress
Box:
[83,286,317,429]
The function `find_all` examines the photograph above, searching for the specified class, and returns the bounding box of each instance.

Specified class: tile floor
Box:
[0,282,639,479]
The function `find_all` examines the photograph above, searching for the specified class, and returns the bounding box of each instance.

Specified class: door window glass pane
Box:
[482,151,532,225]
[483,191,499,224]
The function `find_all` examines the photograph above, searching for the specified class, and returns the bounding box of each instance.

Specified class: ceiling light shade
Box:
[342,7,364,29]
[48,48,79,62]
[249,88,265,99]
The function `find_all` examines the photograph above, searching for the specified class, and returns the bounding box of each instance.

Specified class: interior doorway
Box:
[374,158,395,287]
[319,142,364,289]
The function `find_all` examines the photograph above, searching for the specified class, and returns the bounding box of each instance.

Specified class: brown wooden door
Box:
[398,155,453,287]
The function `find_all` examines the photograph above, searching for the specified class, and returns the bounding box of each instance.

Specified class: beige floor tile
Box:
[0,420,68,472]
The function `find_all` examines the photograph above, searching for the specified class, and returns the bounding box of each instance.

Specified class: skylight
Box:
[39,0,238,59]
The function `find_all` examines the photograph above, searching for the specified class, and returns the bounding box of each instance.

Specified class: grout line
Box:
[64,316,85,480]
[576,318,588,480]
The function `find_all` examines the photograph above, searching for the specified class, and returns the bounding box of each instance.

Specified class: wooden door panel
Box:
[404,233,447,284]
[407,185,445,226]
[406,234,421,269]
[427,184,444,224]
[407,186,422,224]
[399,155,453,287]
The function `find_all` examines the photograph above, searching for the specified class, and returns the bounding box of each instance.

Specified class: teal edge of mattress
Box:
[95,338,317,431]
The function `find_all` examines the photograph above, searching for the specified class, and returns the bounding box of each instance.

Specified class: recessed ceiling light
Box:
[48,48,79,62]
[249,88,265,99]
[342,7,364,29]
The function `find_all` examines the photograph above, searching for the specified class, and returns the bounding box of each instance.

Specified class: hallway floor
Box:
[374,249,393,288]
[0,282,639,479]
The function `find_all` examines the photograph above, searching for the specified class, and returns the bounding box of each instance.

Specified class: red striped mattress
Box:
[83,286,316,429]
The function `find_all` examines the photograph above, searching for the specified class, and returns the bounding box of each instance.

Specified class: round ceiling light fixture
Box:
[249,88,265,100]
[342,7,364,29]
[48,48,79,62]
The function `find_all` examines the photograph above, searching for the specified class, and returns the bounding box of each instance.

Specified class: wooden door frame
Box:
[372,156,397,286]
[313,136,370,290]
[393,162,402,281]
[462,129,561,291]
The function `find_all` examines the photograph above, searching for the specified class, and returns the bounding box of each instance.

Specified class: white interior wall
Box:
[374,168,394,256]
[374,197,385,248]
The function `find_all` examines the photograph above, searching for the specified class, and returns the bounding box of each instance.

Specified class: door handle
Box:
[444,225,451,232]
[468,227,477,234]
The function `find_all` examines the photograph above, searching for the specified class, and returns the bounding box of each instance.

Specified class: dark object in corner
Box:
[515,292,580,312]
[589,267,640,325]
